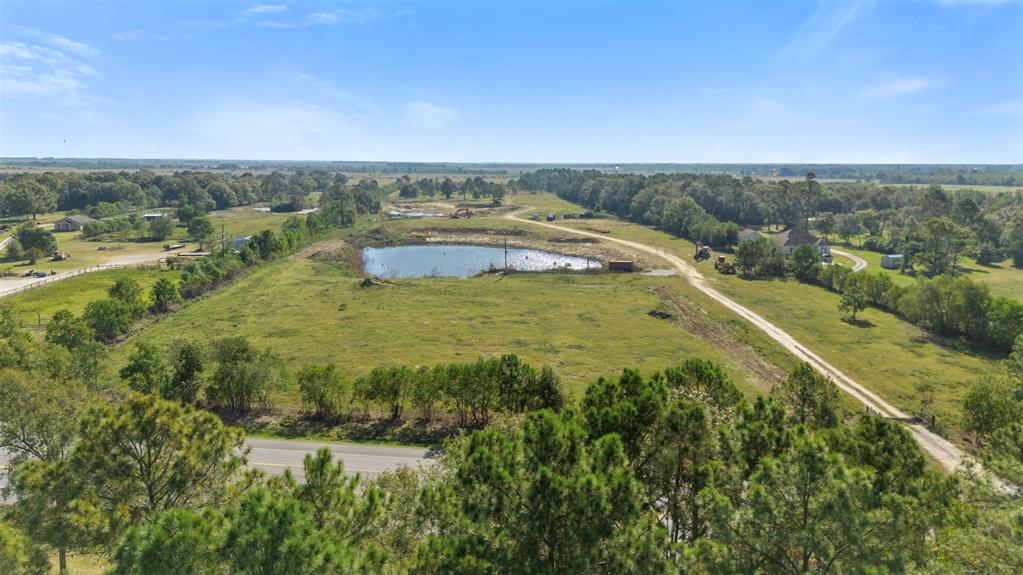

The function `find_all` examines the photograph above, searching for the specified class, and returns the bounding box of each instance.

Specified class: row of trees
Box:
[4,353,1019,573]
[0,170,388,225]
[396,175,507,204]
[516,169,1023,269]
[346,355,565,425]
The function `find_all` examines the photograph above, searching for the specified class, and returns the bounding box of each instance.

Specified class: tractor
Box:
[694,242,711,262]
[714,256,736,274]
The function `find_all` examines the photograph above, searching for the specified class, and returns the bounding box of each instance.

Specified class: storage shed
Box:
[880,254,904,269]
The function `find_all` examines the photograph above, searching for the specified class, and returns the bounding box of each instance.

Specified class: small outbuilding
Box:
[608,260,635,272]
[881,254,904,269]
[54,215,97,231]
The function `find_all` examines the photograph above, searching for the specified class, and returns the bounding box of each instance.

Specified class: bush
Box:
[83,298,134,342]
[151,278,182,314]
[148,216,175,241]
[297,364,347,419]
[206,337,285,413]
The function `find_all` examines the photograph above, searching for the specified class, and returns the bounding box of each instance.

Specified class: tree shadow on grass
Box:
[841,317,875,328]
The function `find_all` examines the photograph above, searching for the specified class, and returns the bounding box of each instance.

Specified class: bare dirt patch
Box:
[656,286,785,389]
[410,228,657,269]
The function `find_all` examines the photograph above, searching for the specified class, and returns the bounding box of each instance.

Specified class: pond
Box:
[362,244,600,278]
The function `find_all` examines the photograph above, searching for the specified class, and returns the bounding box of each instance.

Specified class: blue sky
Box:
[0,0,1020,163]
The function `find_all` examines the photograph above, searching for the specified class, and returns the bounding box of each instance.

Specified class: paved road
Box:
[508,209,965,473]
[245,438,435,481]
[0,439,435,493]
[831,248,868,272]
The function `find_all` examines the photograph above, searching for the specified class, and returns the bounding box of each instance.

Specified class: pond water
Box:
[362,244,600,278]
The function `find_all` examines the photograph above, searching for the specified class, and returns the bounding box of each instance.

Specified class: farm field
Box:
[115,254,790,405]
[505,197,1003,438]
[4,268,182,322]
[703,271,1001,439]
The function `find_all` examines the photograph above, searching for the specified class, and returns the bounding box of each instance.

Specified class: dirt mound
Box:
[655,286,785,388]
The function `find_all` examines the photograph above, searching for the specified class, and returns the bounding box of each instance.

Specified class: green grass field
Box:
[114,255,788,405]
[4,268,182,323]
[703,272,1001,438]
[831,243,1023,301]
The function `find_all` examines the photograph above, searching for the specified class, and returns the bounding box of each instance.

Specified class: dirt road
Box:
[0,249,169,298]
[507,210,965,472]
[831,248,868,272]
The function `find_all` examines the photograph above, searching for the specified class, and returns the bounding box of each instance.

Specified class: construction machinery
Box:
[714,256,736,274]
[449,207,473,219]
[51,250,70,261]
[694,242,711,262]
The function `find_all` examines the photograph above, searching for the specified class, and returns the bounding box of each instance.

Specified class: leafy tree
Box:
[790,243,820,283]
[297,363,347,419]
[168,341,205,405]
[44,308,94,351]
[8,460,89,574]
[294,448,382,540]
[150,277,182,313]
[69,394,248,535]
[147,216,175,241]
[699,435,941,574]
[109,277,146,317]
[838,271,869,319]
[416,410,668,574]
[207,337,285,413]
[120,342,171,395]
[0,368,88,466]
[111,509,224,575]
[1006,219,1023,269]
[14,224,56,254]
[916,217,970,276]
[358,366,414,420]
[83,298,134,341]
[0,521,49,575]
[582,368,667,462]
[223,489,350,575]
[187,215,214,249]
[835,212,865,245]
[962,375,1023,443]
[772,363,839,428]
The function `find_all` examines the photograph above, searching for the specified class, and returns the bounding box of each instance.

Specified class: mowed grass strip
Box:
[116,258,777,403]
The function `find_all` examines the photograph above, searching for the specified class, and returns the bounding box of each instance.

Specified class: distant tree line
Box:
[0,170,386,221]
[396,175,507,204]
[516,169,1023,266]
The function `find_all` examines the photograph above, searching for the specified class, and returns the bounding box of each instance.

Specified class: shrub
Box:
[297,364,347,419]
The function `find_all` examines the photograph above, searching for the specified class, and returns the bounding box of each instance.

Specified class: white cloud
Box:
[0,32,106,122]
[244,4,287,15]
[753,97,784,112]
[864,76,934,98]
[404,101,458,128]
[306,12,339,25]
[781,0,873,60]
[46,34,99,57]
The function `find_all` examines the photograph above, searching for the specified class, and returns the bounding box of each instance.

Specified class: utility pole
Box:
[221,223,226,253]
